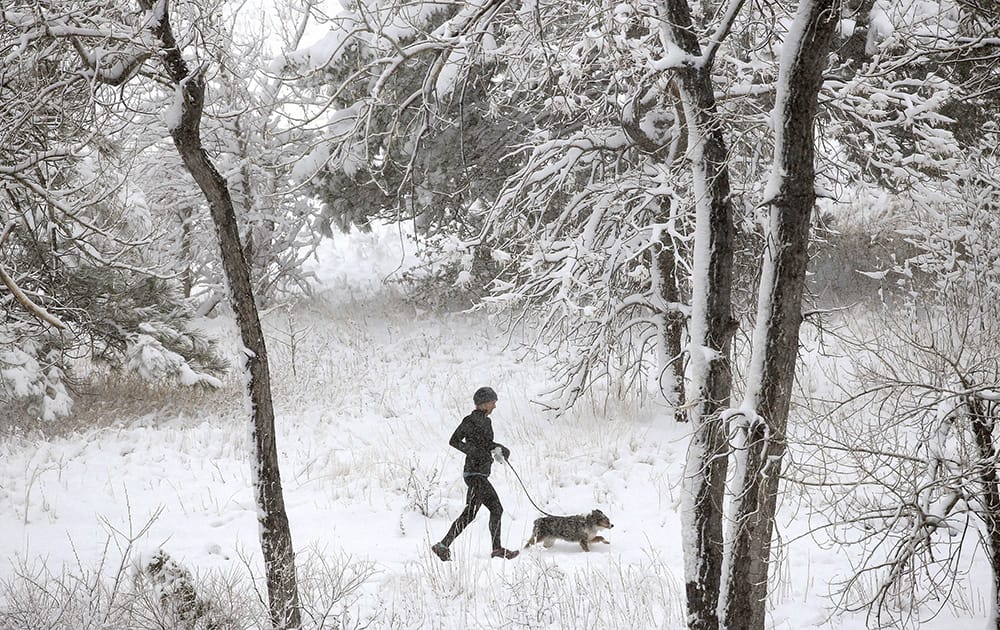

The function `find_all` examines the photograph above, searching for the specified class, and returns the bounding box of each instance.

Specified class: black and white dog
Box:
[524,509,614,551]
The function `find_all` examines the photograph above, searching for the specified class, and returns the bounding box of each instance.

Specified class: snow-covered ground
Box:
[0,226,991,629]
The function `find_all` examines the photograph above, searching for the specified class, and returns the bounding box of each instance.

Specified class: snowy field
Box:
[0,226,992,629]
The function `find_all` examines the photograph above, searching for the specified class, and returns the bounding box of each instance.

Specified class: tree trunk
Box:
[139,2,301,627]
[661,1,737,627]
[652,198,687,422]
[179,206,193,298]
[968,396,1000,630]
[625,82,688,422]
[720,3,838,629]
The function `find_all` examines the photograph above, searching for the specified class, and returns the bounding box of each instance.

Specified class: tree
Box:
[820,0,998,198]
[784,3,999,625]
[825,304,1000,629]
[1,4,225,423]
[2,1,303,625]
[123,5,327,312]
[131,1,301,624]
[463,0,695,414]
[648,1,744,625]
[719,2,840,628]
[801,166,1000,629]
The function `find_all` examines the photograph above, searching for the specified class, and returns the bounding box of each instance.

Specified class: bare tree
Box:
[4,1,304,624]
[795,169,1000,629]
[654,1,743,625]
[806,300,1000,628]
[719,3,840,629]
[132,1,301,625]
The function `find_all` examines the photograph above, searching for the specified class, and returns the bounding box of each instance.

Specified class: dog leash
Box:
[502,458,564,518]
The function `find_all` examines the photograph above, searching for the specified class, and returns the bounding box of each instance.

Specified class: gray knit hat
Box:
[473,387,498,405]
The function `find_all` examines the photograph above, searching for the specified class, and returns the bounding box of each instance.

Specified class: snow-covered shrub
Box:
[0,335,73,424]
[124,324,223,388]
[134,549,233,629]
[2,222,228,425]
[398,229,500,310]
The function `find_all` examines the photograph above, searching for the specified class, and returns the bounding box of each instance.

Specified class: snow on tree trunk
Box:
[138,1,301,627]
[660,1,736,627]
[719,2,838,629]
[650,198,686,422]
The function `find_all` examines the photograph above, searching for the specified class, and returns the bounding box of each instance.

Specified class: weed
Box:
[403,462,446,519]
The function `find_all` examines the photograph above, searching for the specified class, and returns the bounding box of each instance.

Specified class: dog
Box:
[524,509,614,551]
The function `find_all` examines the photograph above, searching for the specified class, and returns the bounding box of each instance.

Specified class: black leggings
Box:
[441,475,503,549]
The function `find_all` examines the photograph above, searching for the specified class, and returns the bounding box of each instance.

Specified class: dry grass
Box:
[4,376,244,439]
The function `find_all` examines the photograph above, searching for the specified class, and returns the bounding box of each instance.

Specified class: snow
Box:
[868,3,895,54]
[0,225,993,628]
[649,39,694,71]
[434,45,467,99]
[0,342,73,422]
[274,29,349,74]
[289,105,363,182]
[271,0,450,77]
[125,332,223,388]
[290,143,331,182]
[163,82,185,131]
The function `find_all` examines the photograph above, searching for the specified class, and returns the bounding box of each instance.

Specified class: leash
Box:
[502,458,563,518]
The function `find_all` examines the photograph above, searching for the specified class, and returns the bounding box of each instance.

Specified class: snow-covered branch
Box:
[0,222,67,330]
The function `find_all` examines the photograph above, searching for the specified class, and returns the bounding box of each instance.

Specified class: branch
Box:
[71,38,153,86]
[0,145,84,176]
[702,0,748,70]
[0,222,67,330]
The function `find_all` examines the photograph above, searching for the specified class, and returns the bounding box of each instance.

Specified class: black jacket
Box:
[449,409,510,476]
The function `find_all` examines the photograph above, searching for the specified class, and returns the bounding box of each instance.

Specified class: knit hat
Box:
[473,387,498,406]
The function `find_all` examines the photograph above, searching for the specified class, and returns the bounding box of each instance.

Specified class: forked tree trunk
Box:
[661,1,737,627]
[720,3,839,629]
[138,1,301,627]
